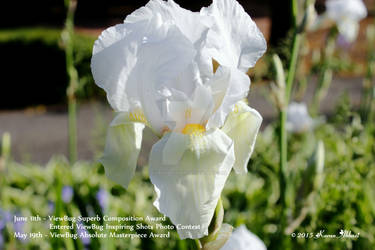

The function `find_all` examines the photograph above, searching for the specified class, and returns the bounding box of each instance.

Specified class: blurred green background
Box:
[0,0,375,249]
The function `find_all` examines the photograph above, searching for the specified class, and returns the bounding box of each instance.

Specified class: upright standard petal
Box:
[92,18,198,134]
[135,24,197,134]
[91,24,140,112]
[221,225,267,250]
[91,13,164,112]
[91,3,200,115]
[144,0,213,46]
[221,101,262,174]
[149,128,235,239]
[201,0,267,71]
[100,113,145,188]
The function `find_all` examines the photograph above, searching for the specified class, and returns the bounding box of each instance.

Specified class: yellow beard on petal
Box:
[129,109,149,126]
[182,124,207,153]
[181,124,205,135]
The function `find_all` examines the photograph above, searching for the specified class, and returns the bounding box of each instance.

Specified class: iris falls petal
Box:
[100,113,145,188]
[149,129,235,239]
[221,101,262,174]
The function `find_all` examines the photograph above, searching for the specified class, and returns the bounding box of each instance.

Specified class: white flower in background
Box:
[336,34,352,49]
[91,0,266,239]
[287,102,315,133]
[325,0,367,42]
[221,225,267,250]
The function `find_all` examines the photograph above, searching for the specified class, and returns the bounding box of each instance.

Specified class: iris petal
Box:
[100,113,145,188]
[201,0,267,71]
[206,66,250,129]
[149,129,235,239]
[221,101,262,174]
[145,0,213,46]
[221,225,267,250]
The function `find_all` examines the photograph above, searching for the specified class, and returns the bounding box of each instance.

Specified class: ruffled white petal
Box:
[134,0,215,84]
[92,13,199,134]
[206,66,251,129]
[92,0,266,135]
[221,225,267,250]
[91,10,174,113]
[144,0,213,46]
[91,24,139,112]
[99,113,145,188]
[201,0,267,71]
[135,25,197,134]
[221,101,262,174]
[149,129,235,239]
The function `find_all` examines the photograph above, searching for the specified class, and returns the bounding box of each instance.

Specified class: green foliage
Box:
[0,158,196,250]
[1,105,374,249]
[0,27,62,45]
[222,108,375,250]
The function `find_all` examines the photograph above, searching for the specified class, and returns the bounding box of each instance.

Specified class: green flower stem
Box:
[279,109,287,205]
[311,29,336,115]
[279,33,302,202]
[63,0,79,163]
[52,169,63,248]
[279,0,303,247]
[68,98,77,163]
[0,133,11,203]
[361,24,375,124]
[198,197,224,249]
[280,0,301,209]
[290,0,299,29]
[285,34,302,103]
[1,132,11,162]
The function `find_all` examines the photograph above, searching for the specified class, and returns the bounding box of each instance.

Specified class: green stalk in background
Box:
[1,132,11,163]
[63,0,79,163]
[274,0,320,245]
[0,133,11,205]
[360,24,375,124]
[311,28,337,115]
[278,0,302,222]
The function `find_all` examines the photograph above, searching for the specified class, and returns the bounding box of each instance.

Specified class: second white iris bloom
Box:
[326,0,367,42]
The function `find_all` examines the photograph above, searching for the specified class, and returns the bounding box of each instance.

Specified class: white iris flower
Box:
[91,0,266,239]
[286,102,315,133]
[325,0,367,42]
[221,225,267,250]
